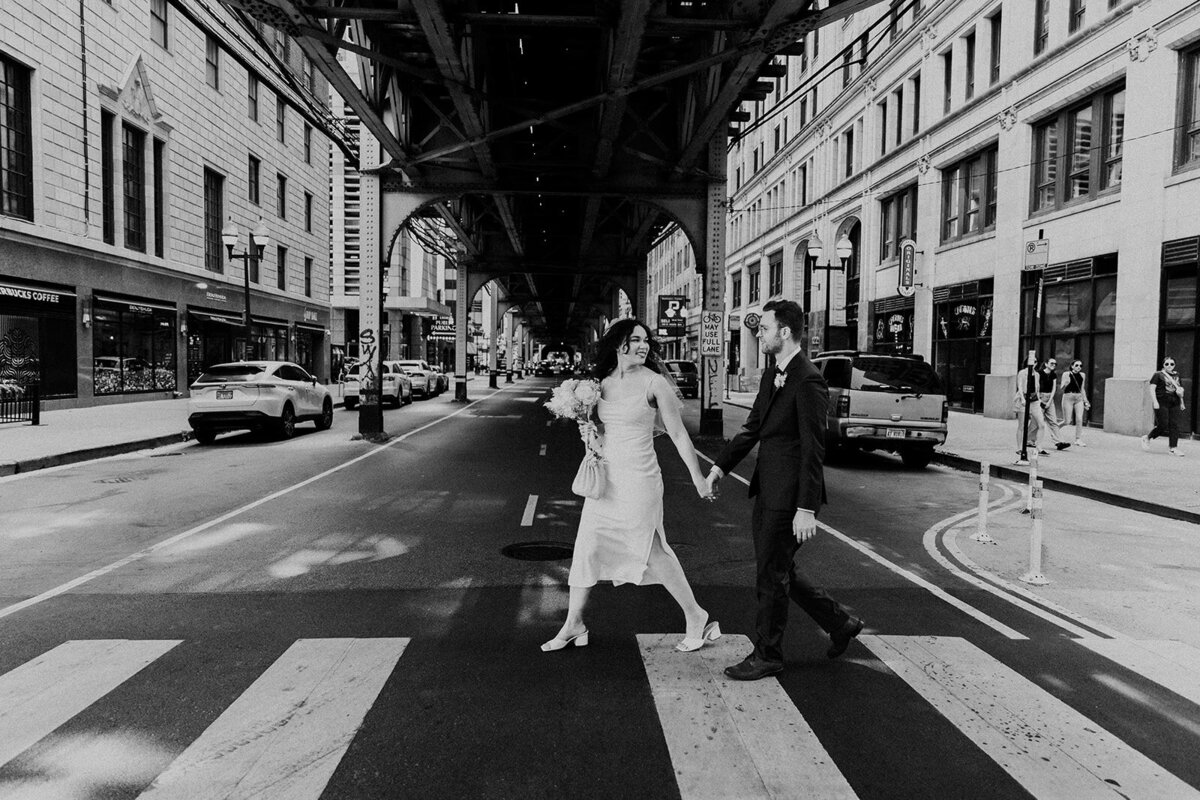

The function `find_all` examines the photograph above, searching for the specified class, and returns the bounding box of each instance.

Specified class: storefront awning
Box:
[94,294,177,313]
[189,308,242,325]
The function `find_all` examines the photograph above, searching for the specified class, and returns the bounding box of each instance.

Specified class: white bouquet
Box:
[545,378,604,457]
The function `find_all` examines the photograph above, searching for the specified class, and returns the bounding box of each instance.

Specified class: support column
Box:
[700,138,727,437]
[504,311,515,383]
[454,263,470,401]
[488,287,499,388]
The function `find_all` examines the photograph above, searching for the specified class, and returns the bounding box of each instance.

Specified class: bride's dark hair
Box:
[591,318,664,380]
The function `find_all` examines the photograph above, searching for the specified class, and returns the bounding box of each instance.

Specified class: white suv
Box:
[812,351,948,469]
[395,359,439,398]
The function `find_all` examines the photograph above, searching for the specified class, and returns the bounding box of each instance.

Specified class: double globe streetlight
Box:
[806,232,854,353]
[221,218,270,361]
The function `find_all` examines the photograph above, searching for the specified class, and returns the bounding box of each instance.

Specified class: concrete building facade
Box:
[649,0,1200,437]
[0,0,339,408]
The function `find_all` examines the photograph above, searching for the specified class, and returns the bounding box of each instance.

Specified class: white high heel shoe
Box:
[541,629,589,652]
[676,620,721,652]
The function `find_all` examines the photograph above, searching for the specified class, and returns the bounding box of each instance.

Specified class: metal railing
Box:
[0,384,40,425]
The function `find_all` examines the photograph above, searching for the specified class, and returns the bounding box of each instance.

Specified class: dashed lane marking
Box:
[521,495,538,526]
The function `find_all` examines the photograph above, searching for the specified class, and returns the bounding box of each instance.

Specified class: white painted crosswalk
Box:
[0,634,1196,798]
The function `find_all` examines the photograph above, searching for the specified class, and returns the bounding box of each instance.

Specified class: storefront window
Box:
[871,301,914,354]
[0,281,77,396]
[933,288,993,411]
[92,299,177,394]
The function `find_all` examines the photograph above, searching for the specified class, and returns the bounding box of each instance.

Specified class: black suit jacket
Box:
[714,351,828,512]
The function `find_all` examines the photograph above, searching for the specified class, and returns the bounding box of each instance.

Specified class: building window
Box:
[748,265,760,304]
[941,50,953,114]
[1034,0,1050,55]
[842,126,855,178]
[92,300,177,394]
[1032,84,1125,213]
[942,146,998,242]
[878,100,888,156]
[731,272,742,308]
[893,86,904,146]
[153,139,165,257]
[879,184,917,261]
[1070,0,1086,33]
[101,110,115,244]
[150,0,168,48]
[911,72,921,134]
[248,74,259,121]
[247,155,260,204]
[276,173,287,218]
[768,251,783,297]
[277,245,287,290]
[964,31,976,101]
[122,123,146,252]
[304,256,313,297]
[304,191,313,232]
[302,57,314,93]
[799,163,809,206]
[1176,46,1200,169]
[203,167,224,273]
[205,35,220,89]
[304,123,313,164]
[989,12,1002,86]
[276,95,286,143]
[0,53,34,221]
[274,27,290,64]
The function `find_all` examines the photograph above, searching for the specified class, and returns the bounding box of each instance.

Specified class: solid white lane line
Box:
[863,635,1200,800]
[137,638,408,800]
[1075,638,1200,708]
[638,633,858,800]
[697,453,1026,640]
[521,495,538,526]
[539,444,547,456]
[0,390,506,621]
[0,639,180,766]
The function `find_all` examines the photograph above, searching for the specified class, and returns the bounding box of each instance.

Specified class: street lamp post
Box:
[221,218,270,361]
[806,233,854,353]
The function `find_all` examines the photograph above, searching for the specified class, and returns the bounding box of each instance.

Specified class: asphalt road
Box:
[1,378,1198,799]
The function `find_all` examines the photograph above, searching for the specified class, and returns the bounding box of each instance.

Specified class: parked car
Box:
[811,350,948,469]
[663,359,699,398]
[394,359,439,397]
[431,366,449,393]
[342,361,413,409]
[188,361,333,443]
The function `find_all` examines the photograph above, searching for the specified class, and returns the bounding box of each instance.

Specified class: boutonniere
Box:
[773,371,787,390]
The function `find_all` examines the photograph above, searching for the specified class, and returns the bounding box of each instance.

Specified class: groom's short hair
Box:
[763,299,804,341]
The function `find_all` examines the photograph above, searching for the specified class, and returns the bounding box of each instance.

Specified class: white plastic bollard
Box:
[1020,480,1049,585]
[971,461,995,543]
[1022,450,1039,514]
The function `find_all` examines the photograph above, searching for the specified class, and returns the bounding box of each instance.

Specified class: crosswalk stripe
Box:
[638,633,858,800]
[0,639,181,767]
[861,635,1200,800]
[1076,637,1200,708]
[136,638,408,800]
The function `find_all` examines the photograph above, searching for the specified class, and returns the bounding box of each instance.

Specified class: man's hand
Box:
[792,509,817,544]
[705,469,721,499]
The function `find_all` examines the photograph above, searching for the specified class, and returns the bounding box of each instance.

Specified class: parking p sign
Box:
[701,311,723,356]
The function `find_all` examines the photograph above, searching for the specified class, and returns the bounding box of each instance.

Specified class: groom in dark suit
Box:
[706,299,863,681]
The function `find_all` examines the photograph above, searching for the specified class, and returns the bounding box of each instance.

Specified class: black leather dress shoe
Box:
[724,656,784,681]
[827,617,864,659]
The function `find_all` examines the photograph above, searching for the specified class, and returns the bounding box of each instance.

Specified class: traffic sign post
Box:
[1024,239,1049,270]
[700,311,724,356]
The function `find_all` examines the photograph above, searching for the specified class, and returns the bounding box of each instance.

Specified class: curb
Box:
[0,431,194,477]
[931,450,1200,526]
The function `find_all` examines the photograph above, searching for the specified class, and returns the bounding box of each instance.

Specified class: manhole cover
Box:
[501,541,574,561]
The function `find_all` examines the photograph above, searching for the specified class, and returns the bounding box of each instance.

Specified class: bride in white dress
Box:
[542,319,720,653]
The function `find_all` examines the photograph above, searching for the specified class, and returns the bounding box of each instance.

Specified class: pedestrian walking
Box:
[1060,359,1091,446]
[1141,356,1187,457]
[705,299,862,681]
[1038,358,1071,451]
[541,319,718,654]
[1013,358,1050,465]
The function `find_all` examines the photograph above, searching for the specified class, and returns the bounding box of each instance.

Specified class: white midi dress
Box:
[567,373,684,588]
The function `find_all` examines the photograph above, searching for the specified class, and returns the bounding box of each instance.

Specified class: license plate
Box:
[216,390,234,400]
[886,428,905,439]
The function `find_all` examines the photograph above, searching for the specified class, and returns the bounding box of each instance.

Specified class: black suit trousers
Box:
[751,501,850,663]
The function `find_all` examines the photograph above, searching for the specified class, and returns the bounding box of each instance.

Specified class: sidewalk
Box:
[725,390,1200,524]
